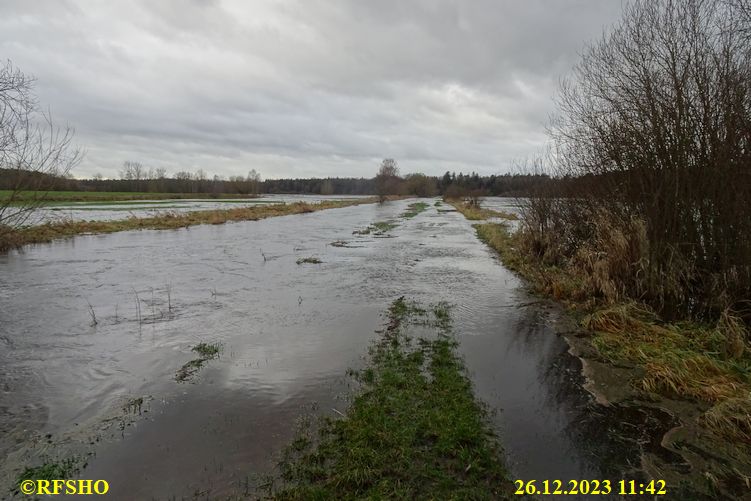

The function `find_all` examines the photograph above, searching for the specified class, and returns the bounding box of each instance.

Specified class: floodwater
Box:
[0,198,666,499]
[14,194,371,225]
[480,196,522,215]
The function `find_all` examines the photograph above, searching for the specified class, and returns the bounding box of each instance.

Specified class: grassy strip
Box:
[473,223,751,446]
[0,199,376,252]
[401,201,430,218]
[447,200,518,221]
[274,298,511,500]
[0,190,262,204]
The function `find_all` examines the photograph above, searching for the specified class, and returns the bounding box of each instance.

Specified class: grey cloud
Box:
[0,0,624,178]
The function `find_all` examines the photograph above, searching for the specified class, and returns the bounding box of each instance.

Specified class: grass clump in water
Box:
[274,298,511,499]
[353,220,398,236]
[296,257,322,265]
[401,201,429,218]
[192,342,221,358]
[175,342,222,382]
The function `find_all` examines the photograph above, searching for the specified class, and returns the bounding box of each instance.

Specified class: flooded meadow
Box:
[1,199,668,499]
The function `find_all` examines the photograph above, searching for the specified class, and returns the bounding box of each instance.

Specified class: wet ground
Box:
[0,198,663,499]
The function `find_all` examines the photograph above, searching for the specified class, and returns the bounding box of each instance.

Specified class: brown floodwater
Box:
[0,199,675,500]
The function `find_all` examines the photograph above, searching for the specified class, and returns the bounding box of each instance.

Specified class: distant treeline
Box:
[0,167,559,197]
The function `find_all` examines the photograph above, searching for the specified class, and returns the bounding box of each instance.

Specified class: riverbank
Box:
[0,198,377,252]
[471,221,751,499]
[272,297,512,499]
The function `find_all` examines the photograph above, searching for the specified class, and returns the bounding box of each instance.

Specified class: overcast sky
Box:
[1,1,624,179]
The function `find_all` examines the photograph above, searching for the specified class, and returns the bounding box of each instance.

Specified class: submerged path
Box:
[1,198,656,499]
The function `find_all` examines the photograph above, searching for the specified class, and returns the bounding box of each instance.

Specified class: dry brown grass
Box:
[0,199,377,251]
[588,304,750,403]
[447,200,518,221]
[699,398,751,444]
[472,221,751,446]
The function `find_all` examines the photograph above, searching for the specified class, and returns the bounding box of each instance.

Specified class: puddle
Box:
[0,198,674,499]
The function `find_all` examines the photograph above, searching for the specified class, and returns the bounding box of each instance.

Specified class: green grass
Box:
[15,457,81,492]
[353,220,399,236]
[401,202,430,218]
[474,223,530,275]
[296,257,322,265]
[273,298,511,499]
[192,342,221,358]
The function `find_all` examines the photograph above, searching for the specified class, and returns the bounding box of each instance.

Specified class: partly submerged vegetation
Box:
[14,457,86,496]
[296,257,322,265]
[447,200,518,221]
[0,199,376,252]
[353,220,399,236]
[459,1,751,494]
[474,222,751,495]
[400,201,429,218]
[273,297,511,499]
[175,342,222,382]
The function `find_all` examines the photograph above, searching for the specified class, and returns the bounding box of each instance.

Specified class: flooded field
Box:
[14,194,371,225]
[479,196,523,215]
[1,199,658,499]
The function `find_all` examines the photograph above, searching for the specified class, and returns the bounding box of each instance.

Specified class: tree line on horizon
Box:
[0,163,555,198]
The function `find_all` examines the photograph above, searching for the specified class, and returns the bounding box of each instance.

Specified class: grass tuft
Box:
[296,257,322,265]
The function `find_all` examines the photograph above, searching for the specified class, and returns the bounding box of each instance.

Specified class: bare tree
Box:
[246,169,261,196]
[0,61,81,240]
[119,161,145,192]
[375,158,400,202]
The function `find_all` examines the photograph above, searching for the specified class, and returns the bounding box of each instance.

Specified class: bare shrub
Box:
[538,0,751,321]
[0,61,81,241]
